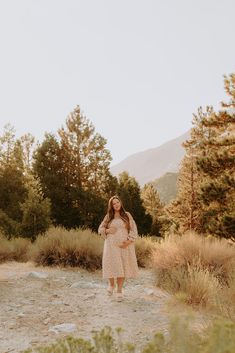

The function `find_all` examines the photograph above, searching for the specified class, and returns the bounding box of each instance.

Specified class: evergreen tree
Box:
[33,107,117,230]
[166,149,202,234]
[167,74,235,240]
[117,171,152,235]
[19,133,35,172]
[0,124,26,235]
[58,105,113,198]
[141,182,165,236]
[32,133,79,227]
[196,74,235,239]
[20,175,51,240]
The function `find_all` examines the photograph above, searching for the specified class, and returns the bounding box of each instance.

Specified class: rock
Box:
[70,281,102,289]
[84,294,96,300]
[43,318,51,325]
[48,323,76,334]
[27,271,48,279]
[17,313,25,318]
[144,288,154,296]
[51,300,64,305]
[19,300,30,305]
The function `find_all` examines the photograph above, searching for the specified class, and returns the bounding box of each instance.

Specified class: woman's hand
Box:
[106,226,117,235]
[118,240,133,248]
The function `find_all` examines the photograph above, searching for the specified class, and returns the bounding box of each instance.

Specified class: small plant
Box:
[23,317,235,353]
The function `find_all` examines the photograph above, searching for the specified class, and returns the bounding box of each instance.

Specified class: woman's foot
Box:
[107,285,115,296]
[116,292,123,301]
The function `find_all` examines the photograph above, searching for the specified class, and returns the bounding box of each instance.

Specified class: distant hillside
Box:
[152,172,178,204]
[110,131,190,186]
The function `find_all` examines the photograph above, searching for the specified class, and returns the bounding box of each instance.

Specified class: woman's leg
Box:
[117,277,125,293]
[108,278,115,287]
[107,278,115,295]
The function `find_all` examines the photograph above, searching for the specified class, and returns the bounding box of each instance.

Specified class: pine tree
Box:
[0,124,26,234]
[141,182,165,236]
[32,133,79,228]
[117,171,152,235]
[33,107,117,230]
[166,150,202,234]
[167,74,235,240]
[20,175,51,240]
[196,74,235,239]
[165,106,214,234]
[58,105,113,198]
[19,133,35,172]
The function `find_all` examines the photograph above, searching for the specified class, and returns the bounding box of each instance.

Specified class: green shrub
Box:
[23,317,235,353]
[0,209,20,237]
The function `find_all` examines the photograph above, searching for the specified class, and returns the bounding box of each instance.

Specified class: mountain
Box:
[152,172,178,204]
[110,130,190,186]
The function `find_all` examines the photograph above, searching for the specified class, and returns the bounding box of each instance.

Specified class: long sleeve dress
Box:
[98,212,139,279]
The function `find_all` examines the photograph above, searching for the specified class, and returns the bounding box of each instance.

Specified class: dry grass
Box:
[135,236,158,268]
[32,227,157,270]
[31,227,103,271]
[153,231,235,317]
[30,227,156,270]
[0,233,31,263]
[0,226,162,271]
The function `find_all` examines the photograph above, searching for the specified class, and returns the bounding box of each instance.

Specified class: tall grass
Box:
[0,226,161,270]
[135,236,159,268]
[30,227,156,270]
[153,232,235,317]
[0,233,31,263]
[31,227,103,270]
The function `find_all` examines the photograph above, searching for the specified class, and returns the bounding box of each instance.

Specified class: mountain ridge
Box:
[110,130,190,186]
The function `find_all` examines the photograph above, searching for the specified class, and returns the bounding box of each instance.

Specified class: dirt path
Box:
[0,262,208,353]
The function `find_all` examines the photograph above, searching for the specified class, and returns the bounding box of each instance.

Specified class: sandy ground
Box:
[0,262,209,353]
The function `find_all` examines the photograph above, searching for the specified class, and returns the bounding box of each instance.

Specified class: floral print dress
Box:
[98,212,139,279]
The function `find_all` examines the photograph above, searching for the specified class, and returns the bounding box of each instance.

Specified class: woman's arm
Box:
[126,212,139,241]
[98,215,108,240]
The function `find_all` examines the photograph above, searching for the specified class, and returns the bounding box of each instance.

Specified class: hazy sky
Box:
[0,0,234,166]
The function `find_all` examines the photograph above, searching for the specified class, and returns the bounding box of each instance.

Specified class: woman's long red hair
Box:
[104,195,130,232]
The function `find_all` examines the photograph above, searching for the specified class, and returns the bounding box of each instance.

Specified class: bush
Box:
[153,231,235,315]
[31,227,104,270]
[31,227,156,270]
[135,236,159,268]
[0,226,157,269]
[0,234,31,263]
[0,209,20,237]
[23,317,235,353]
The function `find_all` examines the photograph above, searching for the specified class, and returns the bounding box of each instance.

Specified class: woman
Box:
[98,195,139,301]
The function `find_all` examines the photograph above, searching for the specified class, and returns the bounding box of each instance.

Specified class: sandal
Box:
[116,292,123,301]
[107,285,115,296]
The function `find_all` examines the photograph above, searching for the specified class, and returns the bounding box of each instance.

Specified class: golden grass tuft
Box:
[31,227,103,271]
[0,227,157,270]
[153,231,235,316]
[0,233,31,263]
[32,227,157,270]
[135,236,159,268]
